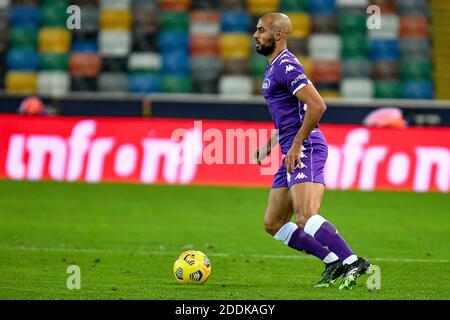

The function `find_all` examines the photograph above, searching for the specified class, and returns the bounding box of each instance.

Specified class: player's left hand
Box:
[285,143,302,173]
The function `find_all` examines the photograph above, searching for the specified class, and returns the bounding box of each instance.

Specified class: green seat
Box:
[162,75,192,93]
[39,53,68,70]
[41,1,70,27]
[342,32,368,58]
[280,0,308,12]
[401,60,432,80]
[339,14,367,34]
[250,54,267,77]
[10,27,37,50]
[161,12,189,31]
[375,80,403,99]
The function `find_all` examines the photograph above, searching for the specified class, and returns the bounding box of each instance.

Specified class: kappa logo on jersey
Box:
[280,59,290,64]
[262,79,271,89]
[295,172,308,180]
[285,64,295,73]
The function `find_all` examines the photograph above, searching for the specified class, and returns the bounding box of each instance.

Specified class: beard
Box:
[256,36,275,56]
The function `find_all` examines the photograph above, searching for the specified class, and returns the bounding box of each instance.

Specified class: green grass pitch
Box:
[0,180,449,300]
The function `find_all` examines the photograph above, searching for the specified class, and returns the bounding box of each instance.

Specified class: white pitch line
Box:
[0,245,448,264]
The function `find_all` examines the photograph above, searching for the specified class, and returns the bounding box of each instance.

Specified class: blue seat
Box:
[309,0,336,15]
[7,50,38,71]
[370,40,400,61]
[10,6,40,28]
[128,74,161,94]
[158,31,189,51]
[161,50,190,75]
[221,12,250,33]
[71,41,98,53]
[403,81,434,99]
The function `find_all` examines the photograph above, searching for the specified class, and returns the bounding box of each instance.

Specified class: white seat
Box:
[0,0,10,9]
[128,52,161,71]
[219,75,254,96]
[337,0,369,7]
[99,31,131,57]
[368,14,399,40]
[98,72,128,92]
[308,34,341,61]
[341,78,374,99]
[100,0,131,9]
[38,72,70,97]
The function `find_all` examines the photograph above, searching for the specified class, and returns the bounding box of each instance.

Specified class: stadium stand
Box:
[0,0,440,99]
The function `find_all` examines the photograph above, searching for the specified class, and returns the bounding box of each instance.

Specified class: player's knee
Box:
[295,208,317,228]
[264,218,283,236]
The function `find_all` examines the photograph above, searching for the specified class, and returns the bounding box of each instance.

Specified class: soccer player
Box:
[253,13,370,289]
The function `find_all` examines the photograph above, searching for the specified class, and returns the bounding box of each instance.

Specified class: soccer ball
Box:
[173,250,211,284]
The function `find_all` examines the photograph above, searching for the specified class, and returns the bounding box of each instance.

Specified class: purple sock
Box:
[313,221,354,261]
[287,228,331,261]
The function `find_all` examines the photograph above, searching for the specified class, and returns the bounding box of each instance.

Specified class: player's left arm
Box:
[285,84,327,173]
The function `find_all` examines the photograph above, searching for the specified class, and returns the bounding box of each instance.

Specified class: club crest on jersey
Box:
[286,64,295,73]
[262,79,271,90]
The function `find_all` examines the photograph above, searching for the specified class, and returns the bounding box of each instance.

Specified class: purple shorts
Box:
[272,130,328,189]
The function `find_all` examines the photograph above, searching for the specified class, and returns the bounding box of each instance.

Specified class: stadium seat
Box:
[133,31,159,52]
[280,0,308,12]
[191,0,219,10]
[0,8,8,28]
[308,34,341,60]
[71,6,99,33]
[250,53,267,77]
[10,6,40,28]
[39,28,71,53]
[98,72,128,92]
[219,0,246,11]
[341,78,374,98]
[161,75,192,93]
[399,17,429,38]
[100,8,132,31]
[39,53,68,70]
[396,0,429,16]
[341,32,368,58]
[128,52,161,72]
[312,15,338,34]
[134,9,159,34]
[161,11,189,31]
[288,38,308,56]
[190,34,220,56]
[41,1,68,27]
[375,80,403,99]
[190,56,221,80]
[311,60,341,83]
[336,0,369,9]
[161,50,190,74]
[219,75,253,96]
[372,61,401,80]
[221,11,250,33]
[7,49,38,71]
[247,0,279,15]
[132,0,158,11]
[71,40,97,53]
[159,0,191,11]
[370,40,400,61]
[128,73,161,93]
[222,59,249,75]
[399,38,432,59]
[158,31,189,51]
[287,13,311,38]
[71,76,98,91]
[338,12,366,34]
[100,0,132,9]
[69,53,101,77]
[403,81,434,99]
[308,0,337,15]
[10,27,37,50]
[342,58,371,78]
[220,34,250,59]
[99,31,131,57]
[0,25,7,53]
[192,77,218,94]
[37,71,70,96]
[401,59,432,80]
[101,57,128,72]
[6,71,37,93]
[368,14,399,39]
[370,0,396,14]
[190,10,220,35]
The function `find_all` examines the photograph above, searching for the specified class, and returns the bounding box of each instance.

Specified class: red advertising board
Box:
[0,115,448,192]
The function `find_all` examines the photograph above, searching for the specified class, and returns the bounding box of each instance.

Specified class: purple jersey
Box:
[262,49,317,154]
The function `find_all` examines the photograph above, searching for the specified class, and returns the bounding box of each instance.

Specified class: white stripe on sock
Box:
[304,214,326,237]
[274,222,298,245]
[323,252,339,264]
[343,254,358,265]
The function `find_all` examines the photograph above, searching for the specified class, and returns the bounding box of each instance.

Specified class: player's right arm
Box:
[254,131,279,165]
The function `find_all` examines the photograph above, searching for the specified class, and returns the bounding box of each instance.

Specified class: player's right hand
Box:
[253,145,270,165]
